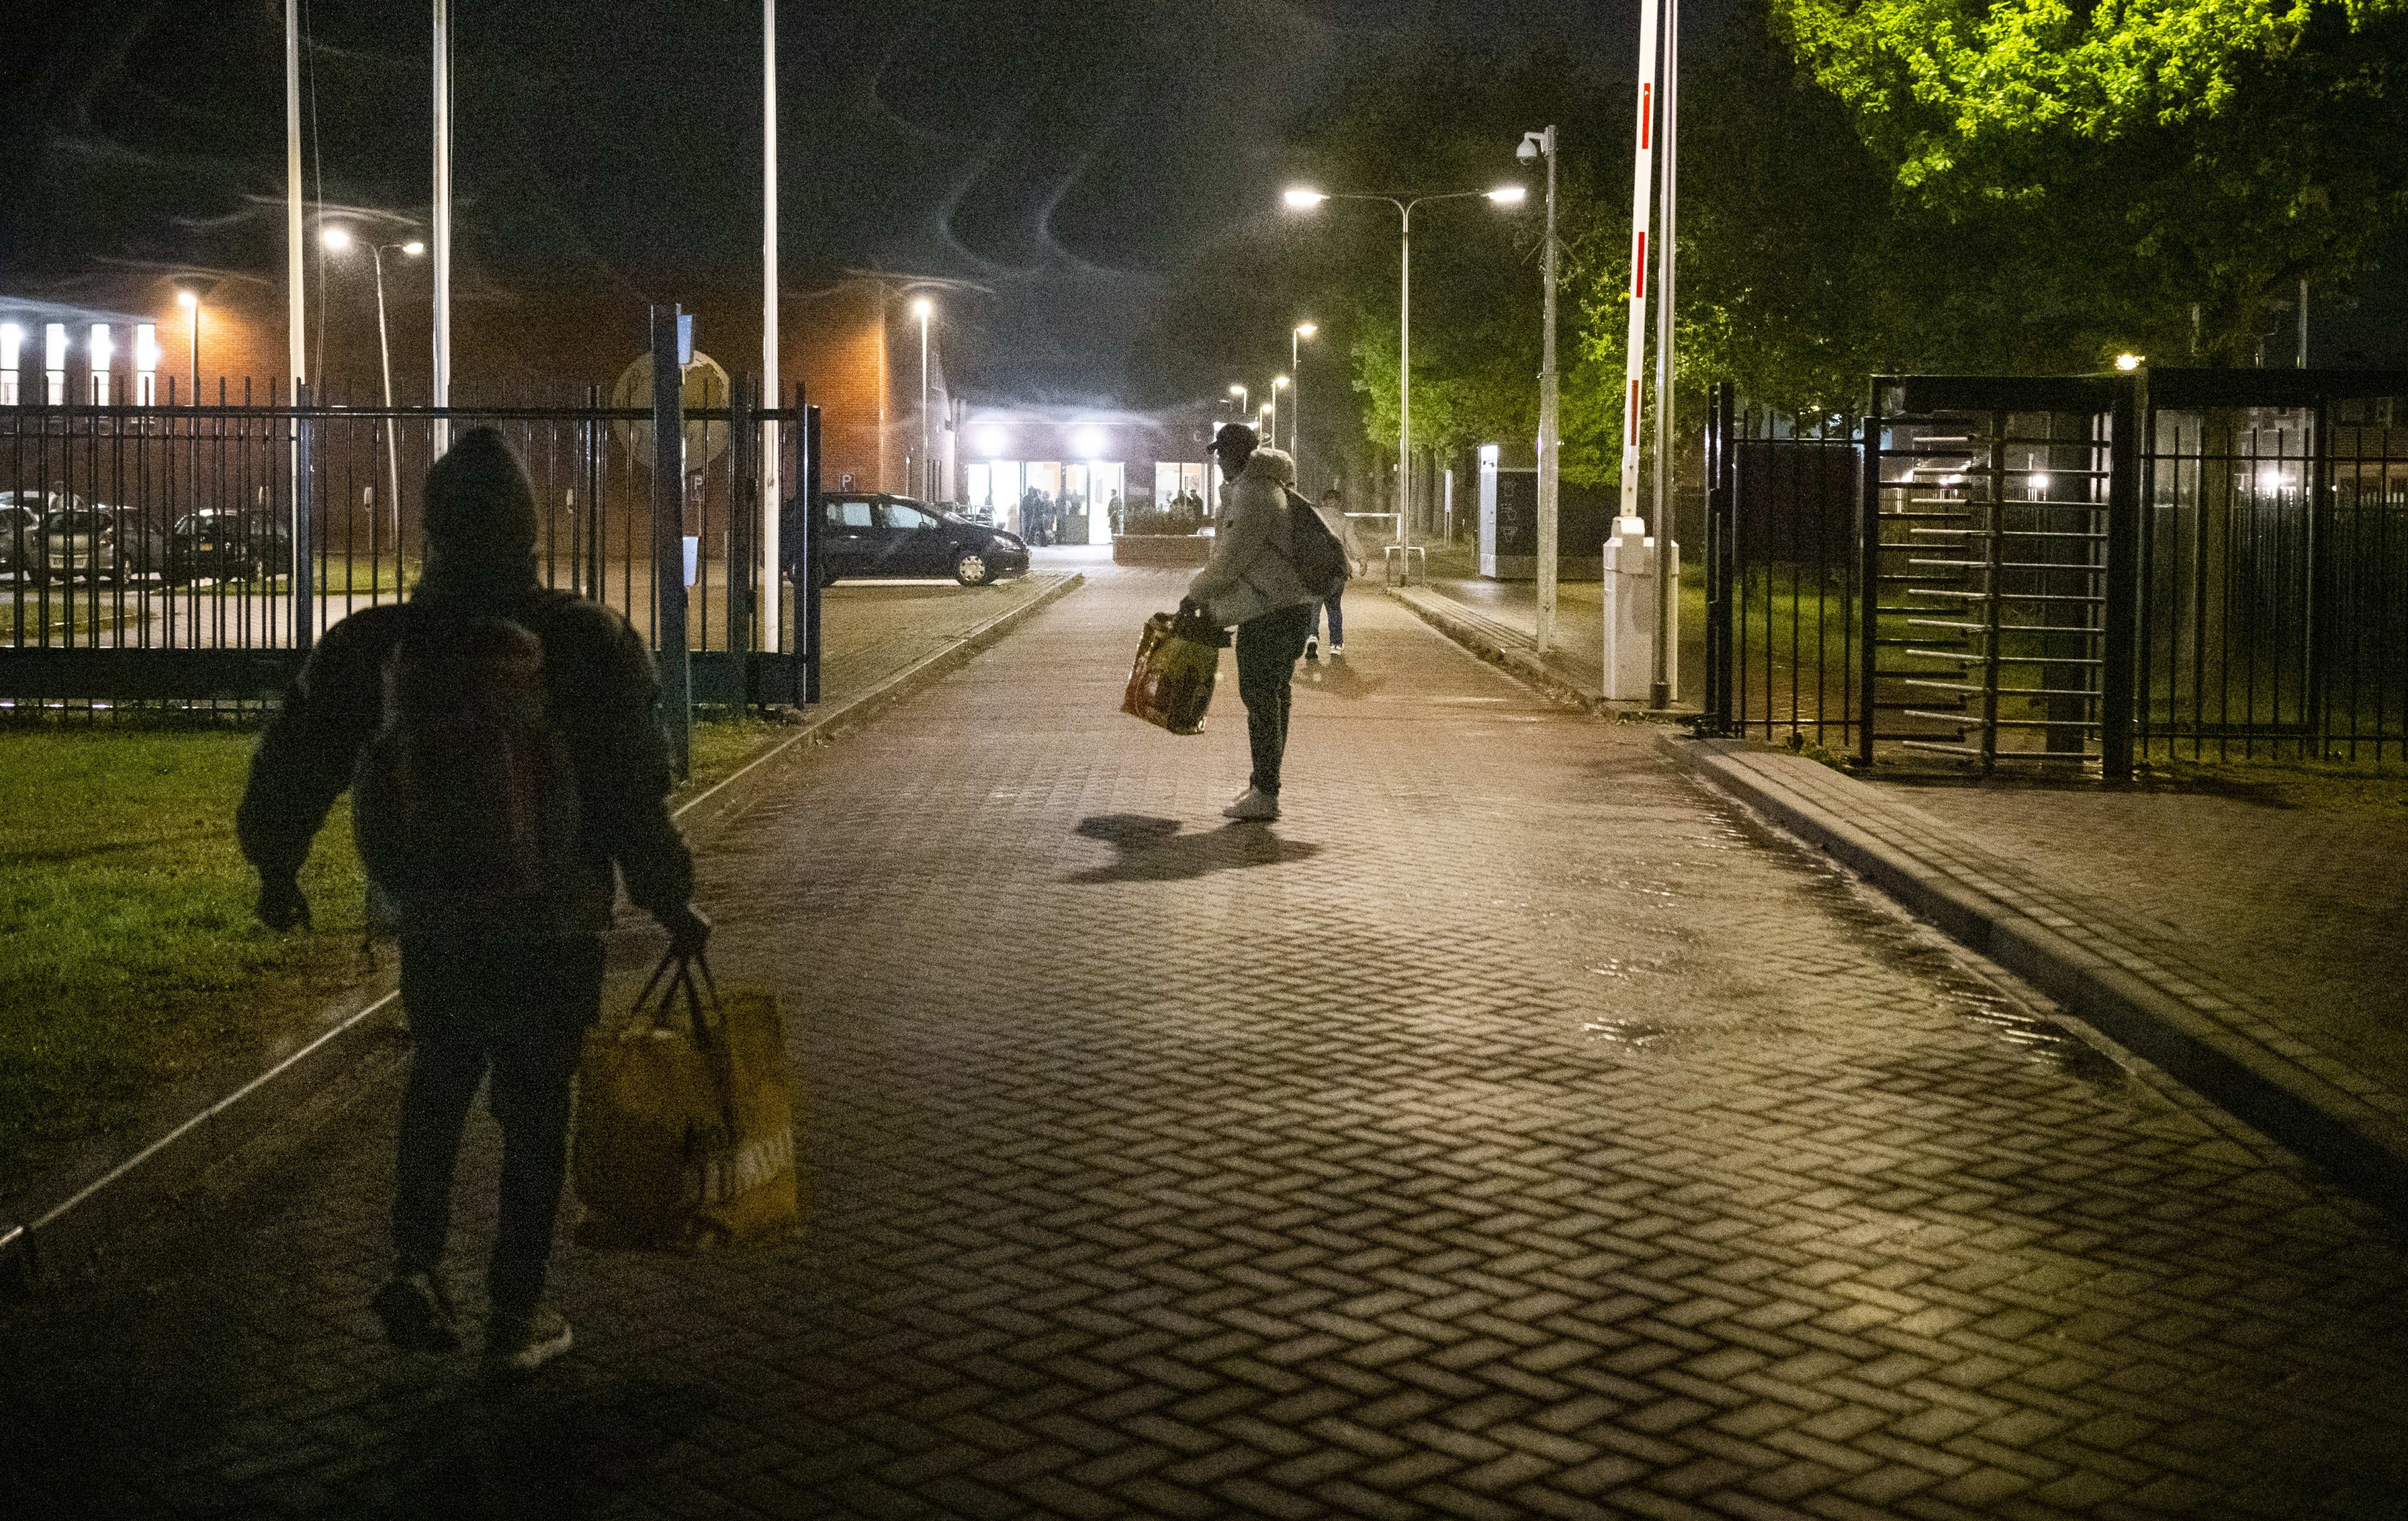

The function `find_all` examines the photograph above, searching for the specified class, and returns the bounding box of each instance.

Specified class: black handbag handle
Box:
[636,950,721,1038]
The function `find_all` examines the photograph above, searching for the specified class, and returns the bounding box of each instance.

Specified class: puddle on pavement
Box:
[1656,775,2143,1097]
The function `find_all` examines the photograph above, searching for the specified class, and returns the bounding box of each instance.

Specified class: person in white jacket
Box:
[1182,424,1318,821]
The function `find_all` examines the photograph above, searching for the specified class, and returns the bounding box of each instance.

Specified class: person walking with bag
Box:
[1181,423,1318,821]
[1305,485,1363,661]
[238,426,709,1376]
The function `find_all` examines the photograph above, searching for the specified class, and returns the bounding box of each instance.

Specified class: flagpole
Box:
[761,0,781,652]
[1617,0,1664,532]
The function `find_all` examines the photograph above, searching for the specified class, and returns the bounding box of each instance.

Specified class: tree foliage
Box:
[1771,0,2408,359]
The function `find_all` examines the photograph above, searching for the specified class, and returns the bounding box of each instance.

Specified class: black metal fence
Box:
[1703,369,2408,772]
[0,359,819,730]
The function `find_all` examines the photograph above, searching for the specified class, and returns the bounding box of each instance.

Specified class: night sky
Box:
[4,1,1652,408]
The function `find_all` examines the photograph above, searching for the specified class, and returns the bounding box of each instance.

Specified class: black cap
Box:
[1211,422,1257,454]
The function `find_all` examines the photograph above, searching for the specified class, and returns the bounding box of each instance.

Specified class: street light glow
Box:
[321,226,353,251]
[1295,322,1317,339]
[176,290,198,309]
[911,297,933,318]
[1274,375,1289,389]
[401,241,426,256]
[1228,384,1246,397]
[1282,187,1328,209]
[2115,352,2143,371]
[1487,185,1528,204]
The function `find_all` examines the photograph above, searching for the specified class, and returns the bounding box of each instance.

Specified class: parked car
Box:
[815,493,1030,586]
[169,509,291,584]
[0,489,85,581]
[42,503,172,585]
[0,502,45,581]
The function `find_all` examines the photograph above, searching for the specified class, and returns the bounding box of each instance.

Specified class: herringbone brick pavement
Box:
[5,568,2406,1520]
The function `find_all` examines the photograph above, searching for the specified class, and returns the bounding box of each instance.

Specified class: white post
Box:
[432,0,452,453]
[1535,125,1560,653]
[1398,204,1412,547]
[918,306,931,500]
[2298,277,2309,369]
[373,246,401,540]
[761,0,780,651]
[1651,0,1679,709]
[285,0,304,399]
[1618,0,1664,525]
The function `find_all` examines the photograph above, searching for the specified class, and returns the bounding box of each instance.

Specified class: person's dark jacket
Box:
[237,436,692,940]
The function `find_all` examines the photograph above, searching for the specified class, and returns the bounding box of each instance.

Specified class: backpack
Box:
[1282,488,1351,596]
[351,610,583,903]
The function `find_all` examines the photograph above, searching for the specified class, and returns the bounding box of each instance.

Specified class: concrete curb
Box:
[0,571,1085,1298]
[1383,583,1699,722]
[1663,734,2408,1223]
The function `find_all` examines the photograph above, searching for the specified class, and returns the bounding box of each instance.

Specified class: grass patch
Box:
[0,711,789,1195]
[2135,755,2408,814]
[0,727,371,1191]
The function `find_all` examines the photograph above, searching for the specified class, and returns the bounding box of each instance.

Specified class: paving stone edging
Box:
[1384,582,1699,722]
[0,571,1085,1298]
[1664,734,2408,1223]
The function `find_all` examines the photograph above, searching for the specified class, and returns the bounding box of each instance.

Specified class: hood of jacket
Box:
[415,425,542,608]
[1245,447,1297,489]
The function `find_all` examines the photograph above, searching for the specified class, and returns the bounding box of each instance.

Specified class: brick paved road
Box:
[7,568,2408,1520]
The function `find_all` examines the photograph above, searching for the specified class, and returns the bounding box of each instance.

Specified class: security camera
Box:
[1518,131,1546,161]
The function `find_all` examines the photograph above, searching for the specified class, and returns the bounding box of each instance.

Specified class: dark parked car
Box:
[169,509,291,584]
[42,502,170,585]
[813,493,1029,586]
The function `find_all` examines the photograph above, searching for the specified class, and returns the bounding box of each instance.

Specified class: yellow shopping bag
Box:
[574,953,801,1250]
[1122,610,1225,735]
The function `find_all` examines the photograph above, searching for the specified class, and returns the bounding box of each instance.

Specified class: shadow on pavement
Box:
[351,1375,717,1520]
[1067,814,1322,883]
[1296,656,1388,700]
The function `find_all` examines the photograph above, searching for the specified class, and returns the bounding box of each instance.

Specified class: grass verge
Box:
[0,712,793,1198]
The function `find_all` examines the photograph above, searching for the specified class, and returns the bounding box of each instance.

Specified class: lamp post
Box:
[1519,126,1560,652]
[176,290,200,402]
[912,297,933,500]
[1283,184,1524,548]
[1291,322,1316,482]
[323,226,425,538]
[1227,382,1248,425]
[1270,375,1288,461]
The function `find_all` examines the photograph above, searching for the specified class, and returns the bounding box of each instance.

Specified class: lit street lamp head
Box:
[911,297,933,319]
[1487,185,1528,205]
[176,290,198,309]
[1294,322,1316,339]
[320,225,353,251]
[1282,187,1328,210]
[401,241,426,257]
[1274,375,1289,389]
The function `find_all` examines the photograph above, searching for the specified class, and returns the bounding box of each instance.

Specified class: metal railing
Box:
[1702,369,2408,772]
[0,373,820,725]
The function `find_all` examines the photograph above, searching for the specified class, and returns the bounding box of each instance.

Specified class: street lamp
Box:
[1282,183,1526,549]
[176,290,199,403]
[1519,126,1561,652]
[912,297,934,500]
[1270,375,1288,462]
[324,226,425,535]
[1291,323,1316,480]
[1228,382,1248,422]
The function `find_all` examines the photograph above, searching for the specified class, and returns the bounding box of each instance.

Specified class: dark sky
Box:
[4,1,1649,407]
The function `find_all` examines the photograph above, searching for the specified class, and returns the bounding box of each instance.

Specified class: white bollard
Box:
[1601,515,1678,702]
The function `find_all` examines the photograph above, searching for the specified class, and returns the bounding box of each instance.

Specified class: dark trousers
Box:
[1235,601,1315,794]
[1313,587,1344,646]
[393,935,603,1324]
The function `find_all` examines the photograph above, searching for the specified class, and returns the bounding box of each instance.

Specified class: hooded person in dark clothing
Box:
[239,426,707,1375]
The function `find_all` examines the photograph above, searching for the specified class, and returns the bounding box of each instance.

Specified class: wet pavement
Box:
[5,565,2407,1519]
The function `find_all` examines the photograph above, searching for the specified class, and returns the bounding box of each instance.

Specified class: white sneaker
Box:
[1304,636,1319,661]
[1328,643,1344,657]
[483,1305,573,1376]
[1222,786,1280,821]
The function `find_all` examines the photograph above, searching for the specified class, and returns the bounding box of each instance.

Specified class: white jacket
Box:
[1188,448,1317,627]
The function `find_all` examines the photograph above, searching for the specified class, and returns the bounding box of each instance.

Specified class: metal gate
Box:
[0,374,821,725]
[1704,369,2407,772]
